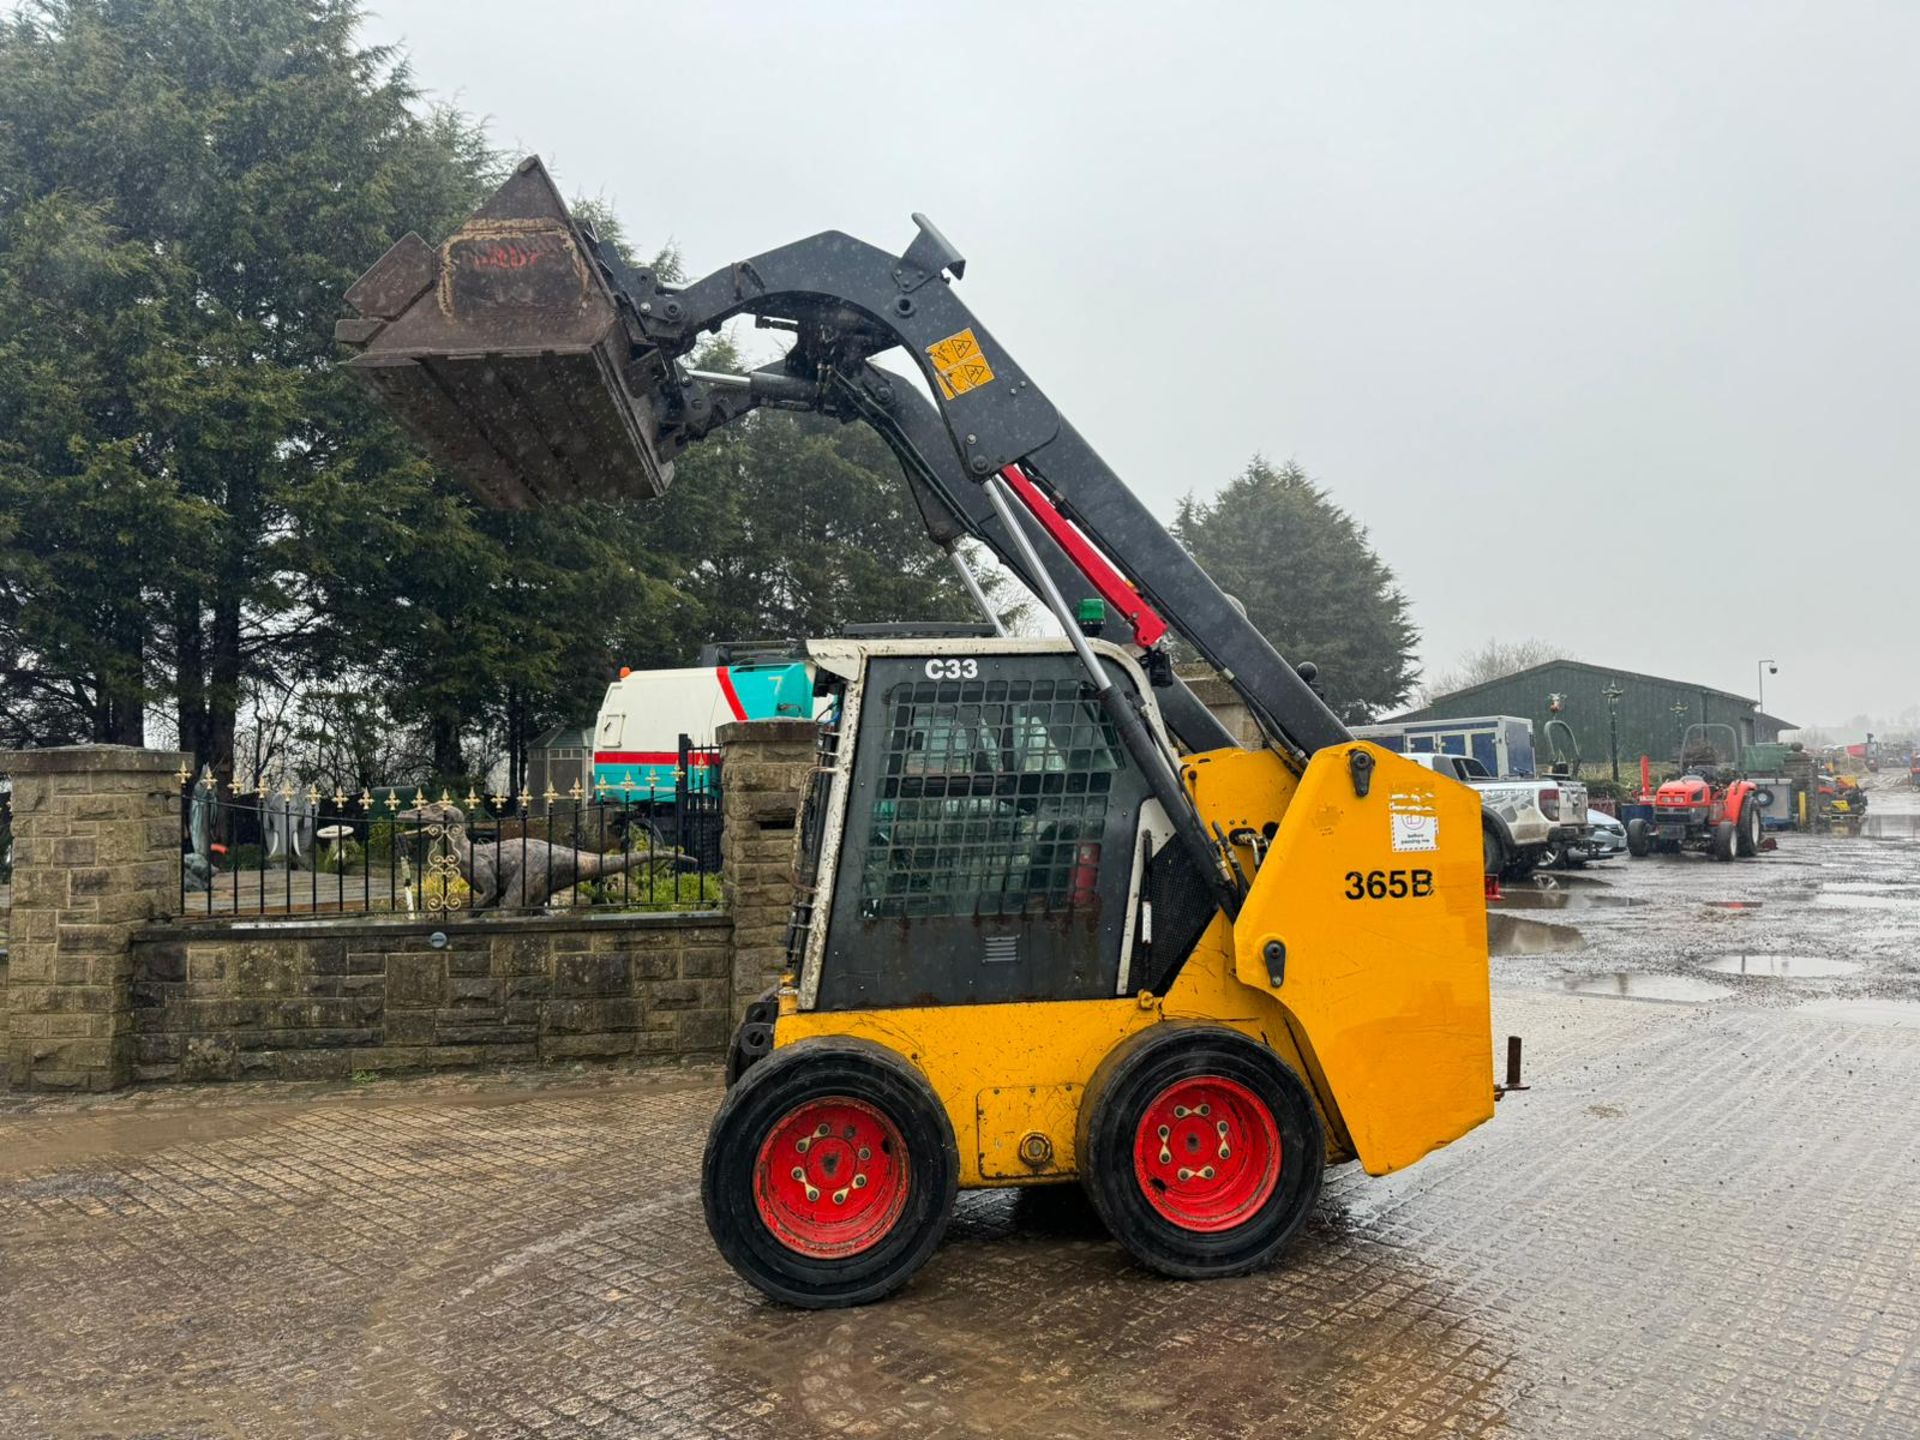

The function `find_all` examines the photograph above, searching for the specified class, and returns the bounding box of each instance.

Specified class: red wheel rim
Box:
[754,1097,910,1258]
[1132,1074,1281,1233]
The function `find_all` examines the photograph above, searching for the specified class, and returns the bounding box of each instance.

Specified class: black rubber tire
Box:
[1626,818,1653,858]
[1711,818,1739,861]
[1735,801,1761,858]
[1482,826,1504,878]
[1077,1026,1324,1281]
[702,1037,958,1309]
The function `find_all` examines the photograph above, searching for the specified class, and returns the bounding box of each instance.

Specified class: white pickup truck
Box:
[1403,752,1592,878]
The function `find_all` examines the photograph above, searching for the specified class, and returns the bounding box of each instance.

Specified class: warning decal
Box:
[1388,790,1440,853]
[927,328,996,399]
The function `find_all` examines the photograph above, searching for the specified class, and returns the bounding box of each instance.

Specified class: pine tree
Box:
[1173,458,1418,724]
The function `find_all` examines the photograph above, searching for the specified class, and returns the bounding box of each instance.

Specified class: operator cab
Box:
[787,636,1194,1014]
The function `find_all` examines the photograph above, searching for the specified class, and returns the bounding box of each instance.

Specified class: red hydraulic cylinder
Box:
[999,464,1168,648]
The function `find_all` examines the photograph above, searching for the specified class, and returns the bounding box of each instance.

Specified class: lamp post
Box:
[1603,682,1623,784]
[1757,659,1777,718]
[1672,701,1691,764]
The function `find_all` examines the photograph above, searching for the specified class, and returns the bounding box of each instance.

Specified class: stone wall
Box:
[2,746,185,1091]
[1,723,819,1092]
[128,914,733,1083]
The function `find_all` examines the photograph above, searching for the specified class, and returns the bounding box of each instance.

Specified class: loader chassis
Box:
[339,158,1498,1308]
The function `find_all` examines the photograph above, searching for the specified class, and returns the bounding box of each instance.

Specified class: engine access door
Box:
[815,654,1150,1010]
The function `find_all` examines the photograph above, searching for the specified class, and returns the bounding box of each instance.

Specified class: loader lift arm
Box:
[592,202,1351,766]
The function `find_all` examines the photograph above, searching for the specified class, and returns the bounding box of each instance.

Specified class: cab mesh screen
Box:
[858,677,1123,919]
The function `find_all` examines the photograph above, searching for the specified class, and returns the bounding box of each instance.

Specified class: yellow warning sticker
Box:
[926,328,996,399]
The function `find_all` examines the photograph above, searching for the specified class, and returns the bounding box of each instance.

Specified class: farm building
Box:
[1387,660,1794,773]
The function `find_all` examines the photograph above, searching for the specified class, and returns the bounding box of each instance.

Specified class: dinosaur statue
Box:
[395,801,687,909]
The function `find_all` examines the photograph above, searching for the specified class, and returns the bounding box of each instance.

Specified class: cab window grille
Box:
[858,678,1124,919]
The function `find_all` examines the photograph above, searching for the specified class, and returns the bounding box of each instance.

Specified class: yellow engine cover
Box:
[1203,742,1494,1174]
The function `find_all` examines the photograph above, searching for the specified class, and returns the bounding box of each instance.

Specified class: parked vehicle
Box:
[1352,715,1538,778]
[593,655,814,795]
[1570,809,1628,862]
[1627,727,1764,861]
[1402,751,1590,878]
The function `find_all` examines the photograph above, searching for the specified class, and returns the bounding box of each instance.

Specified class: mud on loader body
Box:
[341,158,1499,1306]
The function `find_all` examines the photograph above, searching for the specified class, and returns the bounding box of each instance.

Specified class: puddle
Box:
[1491,890,1644,912]
[1821,881,1920,895]
[1703,954,1862,978]
[1798,998,1920,1028]
[1814,891,1917,911]
[1489,914,1585,955]
[1525,872,1614,889]
[1703,900,1763,910]
[1862,815,1920,840]
[1564,972,1730,1003]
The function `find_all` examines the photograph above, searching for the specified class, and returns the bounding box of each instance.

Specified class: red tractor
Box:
[1626,724,1767,861]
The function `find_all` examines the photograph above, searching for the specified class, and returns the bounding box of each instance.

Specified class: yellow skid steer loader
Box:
[340,158,1500,1307]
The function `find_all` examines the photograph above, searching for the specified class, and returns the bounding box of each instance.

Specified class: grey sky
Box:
[359,1,1919,730]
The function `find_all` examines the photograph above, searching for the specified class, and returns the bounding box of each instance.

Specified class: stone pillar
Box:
[716,719,817,1016]
[2,746,185,1091]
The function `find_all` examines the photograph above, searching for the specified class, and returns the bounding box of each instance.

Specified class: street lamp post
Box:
[1757,659,1777,716]
[1603,682,1624,784]
[1672,701,1691,764]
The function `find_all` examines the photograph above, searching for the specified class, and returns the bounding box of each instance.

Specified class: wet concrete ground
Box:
[3,790,1919,1438]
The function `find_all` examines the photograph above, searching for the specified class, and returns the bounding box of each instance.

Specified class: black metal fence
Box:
[176,745,723,918]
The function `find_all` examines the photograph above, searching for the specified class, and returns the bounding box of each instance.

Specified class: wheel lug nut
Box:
[790,1166,805,1181]
[1198,1104,1211,1117]
[853,1174,868,1189]
[1157,1125,1170,1140]
[1216,1120,1228,1135]
[832,1188,849,1205]
[1202,1166,1216,1180]
[858,1146,871,1161]
[1159,1148,1172,1165]
[815,1124,830,1138]
[1219,1145,1231,1159]
[805,1186,820,1202]
[796,1137,811,1154]
[1178,1167,1193,1181]
[1173,1106,1189,1119]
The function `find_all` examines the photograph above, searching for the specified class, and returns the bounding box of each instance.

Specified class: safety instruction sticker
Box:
[927,328,995,399]
[1388,790,1440,852]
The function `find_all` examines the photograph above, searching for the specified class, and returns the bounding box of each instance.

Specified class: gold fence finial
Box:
[175,760,192,787]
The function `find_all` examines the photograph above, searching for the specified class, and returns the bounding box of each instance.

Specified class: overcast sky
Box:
[359,1,1918,730]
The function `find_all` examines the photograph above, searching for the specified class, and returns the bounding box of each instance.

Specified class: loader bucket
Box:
[336,156,672,507]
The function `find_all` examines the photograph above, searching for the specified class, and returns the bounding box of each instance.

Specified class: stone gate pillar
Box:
[716,719,817,1016]
[2,746,185,1091]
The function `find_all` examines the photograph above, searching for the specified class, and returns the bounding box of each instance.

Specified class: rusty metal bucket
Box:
[336,157,672,507]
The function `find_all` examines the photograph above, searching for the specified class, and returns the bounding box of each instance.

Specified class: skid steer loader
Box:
[340,158,1501,1307]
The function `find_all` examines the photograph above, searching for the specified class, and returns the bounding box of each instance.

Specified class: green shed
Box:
[1388,660,1795,777]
